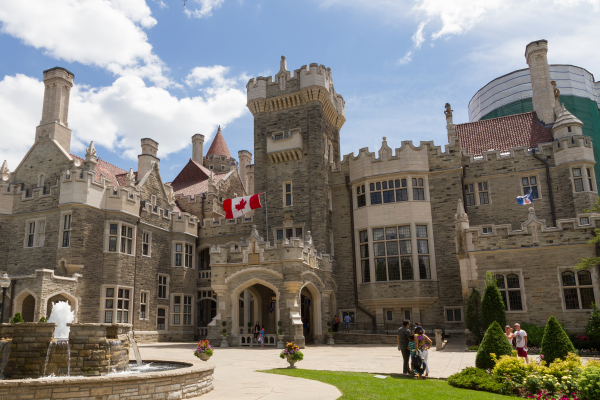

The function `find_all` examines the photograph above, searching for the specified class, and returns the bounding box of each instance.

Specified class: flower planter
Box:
[327,337,335,345]
[277,339,284,349]
[220,336,229,348]
[198,352,211,361]
[285,355,297,368]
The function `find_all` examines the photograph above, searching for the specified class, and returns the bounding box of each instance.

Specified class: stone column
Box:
[282,281,305,348]
[243,290,251,334]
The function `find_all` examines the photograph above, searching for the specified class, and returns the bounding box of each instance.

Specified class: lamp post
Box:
[0,274,10,324]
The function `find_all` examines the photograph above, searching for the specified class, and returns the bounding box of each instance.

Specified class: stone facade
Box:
[1,40,599,346]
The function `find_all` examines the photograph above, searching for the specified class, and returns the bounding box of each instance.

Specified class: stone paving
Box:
[136,338,476,400]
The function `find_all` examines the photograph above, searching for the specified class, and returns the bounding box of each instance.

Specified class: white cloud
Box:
[184,0,225,18]
[0,71,248,169]
[185,66,237,89]
[0,0,171,86]
[412,21,426,48]
[397,51,413,65]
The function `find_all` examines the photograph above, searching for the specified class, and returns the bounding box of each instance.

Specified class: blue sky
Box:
[1,0,599,182]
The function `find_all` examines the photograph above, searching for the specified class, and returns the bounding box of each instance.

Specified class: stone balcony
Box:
[267,128,303,163]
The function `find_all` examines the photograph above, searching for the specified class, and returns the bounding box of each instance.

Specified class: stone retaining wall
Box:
[0,361,214,400]
[333,332,437,345]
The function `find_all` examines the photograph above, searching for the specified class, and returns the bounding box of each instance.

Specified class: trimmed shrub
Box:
[577,366,600,400]
[10,313,24,323]
[586,303,600,336]
[541,316,576,364]
[447,367,504,394]
[38,316,47,323]
[466,288,484,343]
[476,321,514,370]
[481,272,507,330]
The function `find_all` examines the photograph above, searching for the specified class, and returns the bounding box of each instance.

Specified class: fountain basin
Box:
[0,360,214,399]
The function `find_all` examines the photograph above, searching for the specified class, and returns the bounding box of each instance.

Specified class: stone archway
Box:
[231,278,280,338]
[22,295,36,322]
[46,294,69,318]
[299,282,323,343]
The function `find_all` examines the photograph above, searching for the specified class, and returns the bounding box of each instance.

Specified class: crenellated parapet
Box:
[172,212,198,236]
[553,134,594,165]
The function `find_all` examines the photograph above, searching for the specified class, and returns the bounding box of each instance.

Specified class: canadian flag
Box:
[223,193,263,219]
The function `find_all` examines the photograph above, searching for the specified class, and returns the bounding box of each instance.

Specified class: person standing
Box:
[505,325,515,348]
[514,323,529,364]
[333,315,339,333]
[253,321,260,343]
[397,320,413,375]
[415,327,432,377]
[259,325,265,348]
[344,314,351,333]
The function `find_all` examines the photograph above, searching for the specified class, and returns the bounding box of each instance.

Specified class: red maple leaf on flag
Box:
[235,198,247,212]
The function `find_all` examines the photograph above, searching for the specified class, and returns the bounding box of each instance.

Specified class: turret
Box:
[36,67,75,152]
[138,138,159,180]
[552,104,583,139]
[192,134,204,164]
[238,150,252,192]
[525,40,556,124]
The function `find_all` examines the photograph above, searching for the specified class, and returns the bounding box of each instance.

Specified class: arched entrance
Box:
[232,279,280,339]
[197,289,217,337]
[46,294,71,318]
[22,295,35,322]
[299,282,322,343]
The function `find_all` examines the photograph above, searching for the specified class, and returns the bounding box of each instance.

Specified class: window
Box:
[446,308,462,322]
[330,230,334,256]
[185,244,193,267]
[140,292,148,320]
[370,182,382,205]
[522,176,539,199]
[372,226,413,281]
[60,213,72,248]
[286,229,293,239]
[580,217,590,226]
[276,230,283,240]
[587,168,594,192]
[142,231,151,256]
[417,225,431,279]
[157,308,166,330]
[175,244,182,266]
[496,274,523,311]
[295,228,303,238]
[209,166,213,170]
[357,185,366,208]
[173,295,181,325]
[158,275,168,299]
[184,296,192,325]
[573,168,584,192]
[25,219,45,248]
[359,230,370,283]
[464,182,490,206]
[106,222,135,254]
[386,311,393,321]
[284,182,292,206]
[561,270,595,310]
[412,178,425,200]
[103,286,131,323]
[396,179,408,202]
[482,227,493,234]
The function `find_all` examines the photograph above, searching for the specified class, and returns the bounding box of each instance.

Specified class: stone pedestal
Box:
[435,329,443,351]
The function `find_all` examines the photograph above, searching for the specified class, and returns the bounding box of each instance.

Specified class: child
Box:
[259,325,265,348]
[408,334,427,379]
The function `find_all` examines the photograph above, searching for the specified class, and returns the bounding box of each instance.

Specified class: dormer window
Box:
[210,166,213,170]
[568,127,572,133]
[275,134,283,140]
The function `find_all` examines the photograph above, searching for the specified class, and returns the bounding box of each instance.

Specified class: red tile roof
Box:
[115,171,137,187]
[170,159,228,197]
[206,126,232,159]
[70,154,127,186]
[454,112,553,156]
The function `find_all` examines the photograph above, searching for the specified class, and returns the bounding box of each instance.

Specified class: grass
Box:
[260,369,510,399]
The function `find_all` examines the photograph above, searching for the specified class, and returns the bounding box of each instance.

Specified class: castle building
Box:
[1,40,599,345]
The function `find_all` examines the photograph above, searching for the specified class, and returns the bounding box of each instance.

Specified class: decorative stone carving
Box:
[85,141,97,163]
[0,160,9,181]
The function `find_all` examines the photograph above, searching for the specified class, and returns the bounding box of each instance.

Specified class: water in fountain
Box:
[42,341,56,376]
[0,341,11,377]
[47,301,74,339]
[130,337,143,366]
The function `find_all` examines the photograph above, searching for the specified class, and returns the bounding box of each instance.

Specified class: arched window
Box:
[562,270,596,309]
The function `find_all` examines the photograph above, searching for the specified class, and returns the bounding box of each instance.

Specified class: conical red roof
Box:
[206,126,232,158]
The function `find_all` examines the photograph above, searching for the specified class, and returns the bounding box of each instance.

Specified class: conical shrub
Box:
[466,288,484,343]
[476,321,513,370]
[481,272,507,330]
[540,316,576,364]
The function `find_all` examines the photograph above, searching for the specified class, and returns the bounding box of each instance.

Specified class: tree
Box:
[475,321,514,370]
[586,303,600,337]
[576,196,600,270]
[466,288,485,343]
[481,272,507,330]
[540,316,576,364]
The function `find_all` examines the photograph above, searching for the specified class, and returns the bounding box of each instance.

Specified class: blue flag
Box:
[516,192,532,205]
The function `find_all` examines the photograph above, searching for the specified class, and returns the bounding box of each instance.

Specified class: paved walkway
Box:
[136,337,475,400]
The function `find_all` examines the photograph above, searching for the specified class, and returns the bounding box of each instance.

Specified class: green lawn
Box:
[260,369,510,400]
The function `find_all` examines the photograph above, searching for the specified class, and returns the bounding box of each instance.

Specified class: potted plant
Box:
[221,321,229,348]
[194,340,213,361]
[276,321,284,348]
[279,341,303,368]
[327,321,335,345]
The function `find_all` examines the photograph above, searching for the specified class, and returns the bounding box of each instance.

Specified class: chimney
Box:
[192,134,205,164]
[525,40,556,124]
[36,67,75,153]
[138,138,159,179]
[238,150,252,192]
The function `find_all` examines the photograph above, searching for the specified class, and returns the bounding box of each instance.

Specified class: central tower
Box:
[246,56,345,254]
